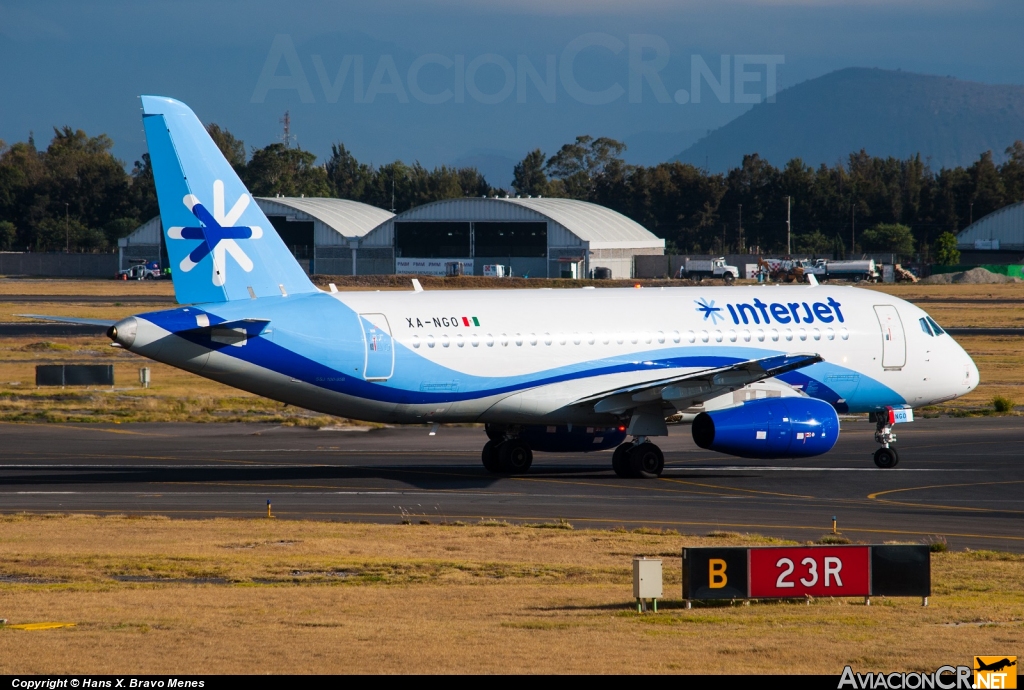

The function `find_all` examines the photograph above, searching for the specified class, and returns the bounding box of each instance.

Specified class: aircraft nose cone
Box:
[108,316,138,349]
[965,355,980,393]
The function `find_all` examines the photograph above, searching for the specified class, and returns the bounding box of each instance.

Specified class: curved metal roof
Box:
[378,197,663,249]
[956,201,1024,249]
[256,196,394,238]
[505,197,661,246]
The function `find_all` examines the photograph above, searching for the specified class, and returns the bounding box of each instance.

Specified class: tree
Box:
[34,216,107,252]
[860,223,915,257]
[206,124,247,175]
[0,220,15,250]
[128,153,159,222]
[325,143,371,200]
[934,231,961,266]
[545,135,626,199]
[831,233,846,260]
[794,230,831,256]
[511,149,550,197]
[244,144,331,198]
[1001,141,1024,203]
[42,127,132,234]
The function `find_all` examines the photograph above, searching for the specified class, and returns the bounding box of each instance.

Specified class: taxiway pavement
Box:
[0,418,1021,551]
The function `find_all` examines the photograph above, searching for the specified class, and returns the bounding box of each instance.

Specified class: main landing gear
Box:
[873,416,899,469]
[481,424,533,474]
[612,437,665,478]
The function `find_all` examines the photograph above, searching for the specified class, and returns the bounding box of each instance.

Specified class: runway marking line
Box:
[867,479,1024,514]
[2,622,76,631]
[661,477,813,499]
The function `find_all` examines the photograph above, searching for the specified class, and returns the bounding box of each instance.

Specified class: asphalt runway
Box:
[1,418,1021,551]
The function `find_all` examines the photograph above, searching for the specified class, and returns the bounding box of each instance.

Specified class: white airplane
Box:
[51,97,984,477]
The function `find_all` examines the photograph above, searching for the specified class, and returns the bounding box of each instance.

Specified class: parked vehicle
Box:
[812,259,878,282]
[677,257,738,284]
[483,264,508,278]
[117,262,161,280]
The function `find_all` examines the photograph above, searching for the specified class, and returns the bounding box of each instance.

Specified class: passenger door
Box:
[359,313,394,381]
[873,305,906,370]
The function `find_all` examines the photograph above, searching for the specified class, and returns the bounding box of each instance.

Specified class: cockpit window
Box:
[926,316,945,335]
[919,317,934,336]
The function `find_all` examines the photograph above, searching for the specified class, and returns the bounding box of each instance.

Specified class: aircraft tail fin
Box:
[140,96,317,304]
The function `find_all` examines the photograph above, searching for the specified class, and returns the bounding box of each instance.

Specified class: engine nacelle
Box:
[692,398,839,459]
[519,424,627,453]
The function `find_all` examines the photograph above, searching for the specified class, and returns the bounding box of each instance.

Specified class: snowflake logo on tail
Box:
[694,297,724,325]
[167,180,263,286]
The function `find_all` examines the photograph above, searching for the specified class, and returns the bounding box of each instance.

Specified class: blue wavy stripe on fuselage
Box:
[138,298,903,410]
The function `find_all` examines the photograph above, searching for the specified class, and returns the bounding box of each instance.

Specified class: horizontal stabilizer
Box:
[18,314,117,327]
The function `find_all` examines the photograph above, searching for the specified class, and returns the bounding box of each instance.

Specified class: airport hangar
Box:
[119,196,664,279]
[955,200,1024,265]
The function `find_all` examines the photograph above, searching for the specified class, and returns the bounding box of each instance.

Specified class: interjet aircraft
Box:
[37,97,981,477]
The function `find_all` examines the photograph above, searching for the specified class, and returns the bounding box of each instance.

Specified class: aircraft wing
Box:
[18,314,117,327]
[571,353,824,415]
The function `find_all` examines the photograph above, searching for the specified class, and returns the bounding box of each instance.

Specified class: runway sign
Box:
[683,545,930,601]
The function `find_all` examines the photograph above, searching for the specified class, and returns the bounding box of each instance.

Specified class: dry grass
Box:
[0,277,176,297]
[0,336,349,426]
[0,515,1020,674]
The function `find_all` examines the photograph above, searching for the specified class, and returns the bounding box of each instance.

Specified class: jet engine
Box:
[691,398,839,459]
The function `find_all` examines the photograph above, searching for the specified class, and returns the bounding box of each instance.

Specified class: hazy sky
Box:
[2,0,1022,186]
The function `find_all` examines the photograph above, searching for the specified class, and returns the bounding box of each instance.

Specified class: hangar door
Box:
[874,305,906,370]
[359,313,394,381]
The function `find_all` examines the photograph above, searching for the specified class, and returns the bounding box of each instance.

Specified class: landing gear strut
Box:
[612,437,664,478]
[481,426,533,474]
[873,416,899,468]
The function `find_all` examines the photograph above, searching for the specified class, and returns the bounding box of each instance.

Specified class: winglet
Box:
[411,279,424,292]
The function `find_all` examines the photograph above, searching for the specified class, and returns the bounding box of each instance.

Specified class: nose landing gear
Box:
[873,417,899,468]
[612,437,665,478]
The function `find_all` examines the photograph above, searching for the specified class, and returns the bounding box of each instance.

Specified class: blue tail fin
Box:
[141,96,317,304]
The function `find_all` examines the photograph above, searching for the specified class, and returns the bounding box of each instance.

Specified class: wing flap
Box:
[578,353,823,415]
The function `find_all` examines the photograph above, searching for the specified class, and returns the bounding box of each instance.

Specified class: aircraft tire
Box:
[484,423,506,443]
[873,447,898,469]
[482,440,502,473]
[629,443,664,479]
[499,439,533,474]
[612,442,633,478]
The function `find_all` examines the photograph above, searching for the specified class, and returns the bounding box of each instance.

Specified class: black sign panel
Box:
[871,545,931,596]
[682,547,748,600]
[36,365,114,387]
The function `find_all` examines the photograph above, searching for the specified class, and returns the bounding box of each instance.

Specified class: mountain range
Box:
[672,68,1024,172]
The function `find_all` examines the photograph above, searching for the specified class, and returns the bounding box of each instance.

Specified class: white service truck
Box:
[677,257,739,284]
[807,259,878,282]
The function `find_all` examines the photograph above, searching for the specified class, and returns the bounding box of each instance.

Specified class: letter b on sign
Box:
[709,558,728,588]
[683,547,747,599]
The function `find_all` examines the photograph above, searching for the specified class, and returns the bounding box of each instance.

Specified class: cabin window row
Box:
[409,327,850,349]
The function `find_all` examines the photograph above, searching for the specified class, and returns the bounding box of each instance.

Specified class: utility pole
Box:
[851,202,856,257]
[785,196,791,257]
[969,202,974,226]
[65,203,69,253]
[737,204,743,253]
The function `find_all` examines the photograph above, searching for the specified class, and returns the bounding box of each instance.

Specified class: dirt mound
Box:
[920,267,1021,285]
